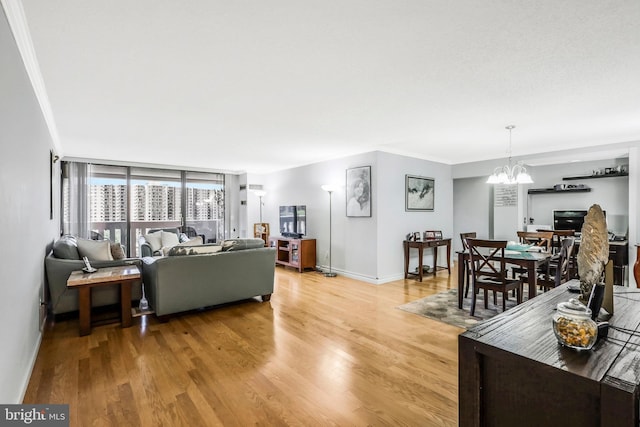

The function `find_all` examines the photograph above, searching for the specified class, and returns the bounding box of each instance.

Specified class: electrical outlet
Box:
[324,250,329,261]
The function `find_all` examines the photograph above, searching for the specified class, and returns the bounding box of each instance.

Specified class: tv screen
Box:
[279,205,306,237]
[553,209,605,233]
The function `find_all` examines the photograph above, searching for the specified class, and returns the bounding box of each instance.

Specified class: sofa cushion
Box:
[222,238,266,252]
[52,235,81,260]
[143,232,163,253]
[110,243,126,260]
[161,230,180,248]
[77,238,114,261]
[179,236,203,246]
[167,244,222,256]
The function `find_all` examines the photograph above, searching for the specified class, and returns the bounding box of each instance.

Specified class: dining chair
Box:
[521,237,575,292]
[460,232,477,298]
[539,229,575,255]
[467,238,523,316]
[517,231,554,252]
[511,230,554,278]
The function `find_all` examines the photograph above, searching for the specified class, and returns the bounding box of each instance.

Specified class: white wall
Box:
[453,159,630,236]
[526,159,629,235]
[453,177,492,252]
[628,148,639,286]
[1,8,58,402]
[375,152,453,282]
[258,151,454,283]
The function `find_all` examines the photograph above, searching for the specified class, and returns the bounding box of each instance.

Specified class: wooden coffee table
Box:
[67,265,141,336]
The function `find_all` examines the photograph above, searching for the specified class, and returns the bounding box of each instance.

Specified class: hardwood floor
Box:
[24,266,463,426]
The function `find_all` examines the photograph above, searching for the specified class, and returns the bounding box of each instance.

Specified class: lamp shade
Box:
[253,189,267,197]
[321,184,341,193]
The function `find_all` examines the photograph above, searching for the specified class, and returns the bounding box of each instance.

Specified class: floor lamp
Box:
[254,190,266,223]
[321,184,340,277]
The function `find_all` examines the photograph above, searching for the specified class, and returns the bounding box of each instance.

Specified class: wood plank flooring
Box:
[24,266,463,426]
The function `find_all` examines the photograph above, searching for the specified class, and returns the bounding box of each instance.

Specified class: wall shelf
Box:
[562,172,628,181]
[527,188,592,195]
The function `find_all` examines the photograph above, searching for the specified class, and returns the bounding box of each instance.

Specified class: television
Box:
[279,205,306,238]
[553,209,605,234]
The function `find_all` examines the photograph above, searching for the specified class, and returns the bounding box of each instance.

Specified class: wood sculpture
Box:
[577,204,609,299]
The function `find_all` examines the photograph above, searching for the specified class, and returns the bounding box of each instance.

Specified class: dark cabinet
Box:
[574,240,628,286]
[459,283,640,427]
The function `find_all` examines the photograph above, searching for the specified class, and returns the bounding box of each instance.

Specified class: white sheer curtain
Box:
[63,162,91,238]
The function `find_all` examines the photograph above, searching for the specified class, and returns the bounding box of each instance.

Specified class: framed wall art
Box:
[405,175,434,212]
[346,166,371,217]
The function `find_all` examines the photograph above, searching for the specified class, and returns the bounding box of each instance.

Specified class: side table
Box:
[403,238,452,282]
[66,265,141,336]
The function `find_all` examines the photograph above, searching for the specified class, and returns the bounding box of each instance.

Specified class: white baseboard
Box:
[18,330,42,403]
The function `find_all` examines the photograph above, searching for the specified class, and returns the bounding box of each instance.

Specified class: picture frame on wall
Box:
[405,175,434,212]
[49,150,55,220]
[346,165,372,217]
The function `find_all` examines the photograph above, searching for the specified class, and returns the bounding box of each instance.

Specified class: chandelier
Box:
[486,125,533,185]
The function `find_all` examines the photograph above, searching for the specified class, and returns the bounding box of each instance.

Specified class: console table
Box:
[403,238,451,282]
[459,282,640,427]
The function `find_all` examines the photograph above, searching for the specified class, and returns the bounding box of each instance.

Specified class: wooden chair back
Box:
[460,232,477,251]
[467,238,509,284]
[517,231,554,252]
[466,238,523,315]
[553,237,576,286]
[548,229,575,254]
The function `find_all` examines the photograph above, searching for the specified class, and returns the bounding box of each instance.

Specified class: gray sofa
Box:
[45,236,142,316]
[138,228,181,257]
[141,238,276,318]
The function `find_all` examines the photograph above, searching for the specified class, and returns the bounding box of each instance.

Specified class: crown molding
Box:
[2,0,63,157]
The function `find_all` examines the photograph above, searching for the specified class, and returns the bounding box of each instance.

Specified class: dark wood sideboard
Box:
[574,240,629,286]
[459,282,640,427]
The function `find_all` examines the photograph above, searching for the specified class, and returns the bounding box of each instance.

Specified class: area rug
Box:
[397,288,527,329]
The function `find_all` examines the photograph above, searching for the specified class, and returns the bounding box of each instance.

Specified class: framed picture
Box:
[434,230,443,239]
[405,175,434,211]
[346,166,371,217]
[424,231,435,240]
[49,150,55,220]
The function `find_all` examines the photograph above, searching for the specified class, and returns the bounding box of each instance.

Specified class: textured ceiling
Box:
[14,0,640,173]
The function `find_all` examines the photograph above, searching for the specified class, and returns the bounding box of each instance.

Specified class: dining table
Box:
[456,249,553,309]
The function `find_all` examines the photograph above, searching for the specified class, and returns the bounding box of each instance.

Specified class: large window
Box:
[185,171,225,244]
[62,162,225,256]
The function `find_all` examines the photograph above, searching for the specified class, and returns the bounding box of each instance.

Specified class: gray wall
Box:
[1,8,58,402]
[453,177,491,252]
[526,159,629,235]
[255,151,454,283]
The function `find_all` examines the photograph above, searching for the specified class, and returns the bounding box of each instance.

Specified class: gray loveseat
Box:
[141,238,276,318]
[45,235,142,316]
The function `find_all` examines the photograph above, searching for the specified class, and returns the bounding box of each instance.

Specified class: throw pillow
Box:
[222,238,266,252]
[77,238,114,261]
[178,236,203,247]
[52,235,81,260]
[143,232,163,253]
[110,243,126,260]
[161,230,180,248]
[168,244,222,256]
